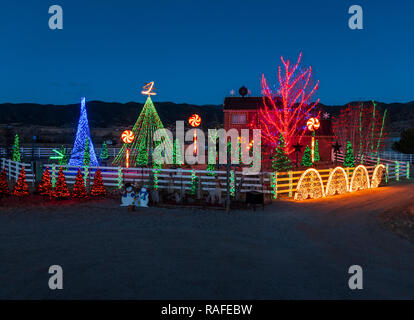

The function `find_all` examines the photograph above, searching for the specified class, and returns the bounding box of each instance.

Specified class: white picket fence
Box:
[336,153,411,181]
[0,158,273,194]
[0,147,120,159]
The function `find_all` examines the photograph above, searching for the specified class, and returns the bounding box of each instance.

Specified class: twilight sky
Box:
[0,0,413,105]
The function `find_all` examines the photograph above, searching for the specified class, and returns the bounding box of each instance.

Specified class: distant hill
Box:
[0,99,413,145]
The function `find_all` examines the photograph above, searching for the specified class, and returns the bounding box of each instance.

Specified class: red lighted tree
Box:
[72,169,88,199]
[52,167,70,199]
[13,167,29,196]
[255,52,320,154]
[0,169,10,196]
[332,101,387,161]
[90,168,106,197]
[38,168,52,197]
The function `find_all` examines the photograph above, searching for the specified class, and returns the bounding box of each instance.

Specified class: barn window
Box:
[231,114,247,124]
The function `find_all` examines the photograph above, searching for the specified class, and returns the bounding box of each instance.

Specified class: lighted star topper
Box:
[141,81,157,96]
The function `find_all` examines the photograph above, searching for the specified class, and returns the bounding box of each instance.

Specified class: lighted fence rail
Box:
[0,147,121,159]
[0,158,273,194]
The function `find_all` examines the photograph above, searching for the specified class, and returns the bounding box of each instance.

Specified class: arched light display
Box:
[371,164,385,188]
[325,167,349,196]
[294,168,325,201]
[294,164,385,201]
[141,81,156,96]
[350,165,370,192]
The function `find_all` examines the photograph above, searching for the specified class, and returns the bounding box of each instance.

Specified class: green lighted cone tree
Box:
[83,138,90,166]
[113,96,172,167]
[99,142,109,161]
[301,145,312,167]
[272,134,292,172]
[314,139,320,162]
[343,141,355,167]
[12,134,21,162]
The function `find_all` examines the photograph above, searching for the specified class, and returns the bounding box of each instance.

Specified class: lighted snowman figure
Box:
[138,186,149,207]
[121,183,136,207]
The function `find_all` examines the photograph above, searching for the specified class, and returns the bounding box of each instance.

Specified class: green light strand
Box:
[375,109,387,157]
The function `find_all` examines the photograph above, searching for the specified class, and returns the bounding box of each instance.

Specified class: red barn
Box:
[223,95,334,164]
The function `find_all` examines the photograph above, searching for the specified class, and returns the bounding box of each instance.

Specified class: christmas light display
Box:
[90,168,106,196]
[272,133,292,172]
[72,169,88,199]
[314,140,320,162]
[343,141,355,167]
[325,167,349,196]
[141,81,156,96]
[37,167,52,197]
[307,117,320,163]
[371,164,385,188]
[68,97,99,167]
[49,146,68,166]
[83,165,89,187]
[229,170,235,197]
[99,142,109,161]
[13,167,29,196]
[301,146,312,167]
[121,130,135,168]
[256,52,320,154]
[83,138,90,167]
[152,167,160,190]
[188,114,201,127]
[294,168,325,201]
[51,164,56,187]
[189,114,201,155]
[113,84,171,167]
[350,165,370,192]
[395,161,400,181]
[53,167,70,199]
[189,169,198,195]
[0,169,10,196]
[293,164,386,201]
[332,102,387,160]
[12,134,21,162]
[117,167,123,189]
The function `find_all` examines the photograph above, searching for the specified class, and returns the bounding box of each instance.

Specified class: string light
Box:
[294,168,325,200]
[325,167,349,196]
[371,164,385,188]
[349,165,370,192]
[117,167,123,189]
[395,161,400,181]
[229,170,235,197]
[69,97,99,167]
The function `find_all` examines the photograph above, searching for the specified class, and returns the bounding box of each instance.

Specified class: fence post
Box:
[117,167,123,189]
[395,161,400,181]
[407,162,410,180]
[273,172,278,199]
[51,164,56,187]
[288,171,293,198]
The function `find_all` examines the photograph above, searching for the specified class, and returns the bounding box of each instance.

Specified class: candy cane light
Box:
[121,130,135,168]
[307,117,320,163]
[188,114,201,155]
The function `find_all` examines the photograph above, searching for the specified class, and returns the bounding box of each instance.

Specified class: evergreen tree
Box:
[13,167,28,196]
[343,141,355,167]
[72,169,88,199]
[99,142,109,161]
[91,168,106,196]
[37,168,52,197]
[68,97,99,166]
[113,96,172,167]
[272,134,292,172]
[83,138,90,167]
[301,145,313,167]
[12,134,21,162]
[53,167,70,199]
[0,169,10,196]
[314,139,320,162]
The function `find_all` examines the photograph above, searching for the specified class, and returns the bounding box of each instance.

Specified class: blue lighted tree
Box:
[69,97,99,166]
